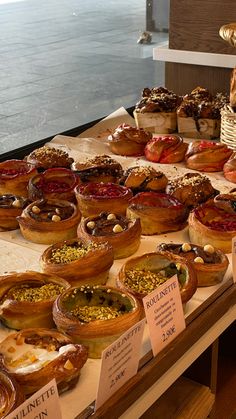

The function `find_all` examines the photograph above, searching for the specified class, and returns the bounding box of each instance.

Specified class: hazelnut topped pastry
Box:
[108,123,152,156]
[72,154,123,184]
[120,165,168,193]
[144,135,188,164]
[26,145,74,170]
[185,140,233,172]
[0,159,37,197]
[0,194,29,231]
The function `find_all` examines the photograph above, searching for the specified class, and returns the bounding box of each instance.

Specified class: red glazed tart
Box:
[108,123,152,156]
[0,194,29,231]
[185,140,232,172]
[0,160,37,197]
[28,168,79,202]
[75,182,133,217]
[144,135,188,164]
[127,192,188,235]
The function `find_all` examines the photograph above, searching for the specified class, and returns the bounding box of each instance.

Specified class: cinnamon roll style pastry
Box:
[52,285,142,358]
[17,199,81,244]
[72,154,123,184]
[0,370,25,418]
[0,194,29,231]
[185,140,233,172]
[157,243,229,287]
[0,159,37,197]
[108,123,152,156]
[144,135,188,164]
[223,152,236,183]
[25,145,74,170]
[0,328,88,395]
[120,165,168,193]
[0,271,70,330]
[177,87,229,139]
[77,212,141,259]
[134,86,181,134]
[127,192,188,235]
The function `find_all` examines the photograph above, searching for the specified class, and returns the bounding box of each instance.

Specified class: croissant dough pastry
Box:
[223,152,236,183]
[0,328,88,395]
[185,140,232,172]
[0,370,25,418]
[144,135,188,164]
[26,145,74,170]
[219,23,236,48]
[120,165,168,193]
[0,194,29,231]
[0,160,37,197]
[108,123,152,156]
[72,154,123,184]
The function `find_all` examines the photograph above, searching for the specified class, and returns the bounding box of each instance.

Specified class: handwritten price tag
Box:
[232,237,236,283]
[95,318,146,411]
[143,275,186,356]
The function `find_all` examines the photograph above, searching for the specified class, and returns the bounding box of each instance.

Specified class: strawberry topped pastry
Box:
[144,134,188,164]
[0,159,37,197]
[185,140,233,172]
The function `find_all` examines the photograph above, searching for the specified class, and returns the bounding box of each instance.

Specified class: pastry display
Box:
[52,285,142,358]
[0,370,25,418]
[166,173,217,207]
[188,202,236,253]
[185,140,232,172]
[177,86,229,139]
[0,159,37,197]
[157,243,229,287]
[223,152,236,182]
[72,154,123,184]
[28,168,79,202]
[0,271,70,329]
[0,328,88,395]
[107,123,152,156]
[74,182,133,217]
[41,238,114,286]
[144,134,188,164]
[25,145,74,170]
[17,199,81,244]
[0,194,29,231]
[127,192,188,235]
[134,86,181,134]
[77,212,141,259]
[120,165,168,193]
[117,251,197,307]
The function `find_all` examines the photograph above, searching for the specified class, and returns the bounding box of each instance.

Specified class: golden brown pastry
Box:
[230,67,236,109]
[127,192,188,235]
[120,165,168,193]
[17,199,81,244]
[0,159,37,197]
[72,154,123,183]
[157,243,229,287]
[185,140,233,172]
[52,285,142,358]
[0,194,29,231]
[223,152,236,183]
[0,271,70,329]
[0,370,25,418]
[219,23,236,48]
[144,134,188,163]
[108,123,152,156]
[166,173,217,207]
[213,191,236,214]
[40,238,114,286]
[0,328,88,395]
[26,145,74,170]
[77,212,141,259]
[74,182,133,217]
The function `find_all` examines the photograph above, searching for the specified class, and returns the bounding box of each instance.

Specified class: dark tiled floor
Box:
[0,0,168,154]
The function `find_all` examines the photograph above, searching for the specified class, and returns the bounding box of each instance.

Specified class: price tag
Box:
[232,237,236,283]
[5,379,62,419]
[95,318,146,411]
[143,275,186,356]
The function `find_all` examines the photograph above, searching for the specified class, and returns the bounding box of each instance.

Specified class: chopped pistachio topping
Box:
[50,242,98,264]
[124,268,168,294]
[71,305,122,322]
[2,283,65,302]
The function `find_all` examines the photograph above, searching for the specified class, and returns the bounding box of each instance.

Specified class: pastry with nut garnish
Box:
[117,251,197,309]
[17,199,81,244]
[185,140,232,172]
[223,152,236,183]
[0,328,88,396]
[120,165,168,193]
[0,370,25,418]
[52,285,142,358]
[25,145,74,170]
[28,167,79,202]
[40,238,114,286]
[0,271,70,330]
[0,194,29,231]
[157,243,229,287]
[72,154,123,184]
[107,123,152,156]
[166,173,217,208]
[74,182,133,217]
[144,134,188,164]
[134,86,182,134]
[0,159,37,197]
[77,212,141,259]
[127,192,188,235]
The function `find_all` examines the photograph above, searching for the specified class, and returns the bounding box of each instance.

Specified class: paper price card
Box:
[143,275,186,357]
[95,318,146,411]
[232,236,236,283]
[5,379,62,419]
